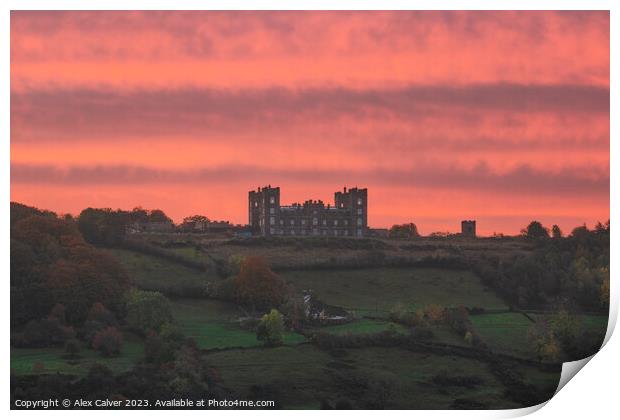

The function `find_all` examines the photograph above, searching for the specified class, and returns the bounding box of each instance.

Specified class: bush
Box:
[125,290,173,335]
[389,303,423,327]
[92,327,123,357]
[256,309,284,347]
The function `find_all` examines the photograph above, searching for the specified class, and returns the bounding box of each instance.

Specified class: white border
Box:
[3,1,617,419]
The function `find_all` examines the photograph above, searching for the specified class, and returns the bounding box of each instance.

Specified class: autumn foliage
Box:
[235,256,287,311]
[10,203,130,326]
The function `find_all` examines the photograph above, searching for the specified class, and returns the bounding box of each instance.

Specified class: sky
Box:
[10,11,609,235]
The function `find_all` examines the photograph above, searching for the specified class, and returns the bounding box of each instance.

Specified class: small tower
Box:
[461,220,476,238]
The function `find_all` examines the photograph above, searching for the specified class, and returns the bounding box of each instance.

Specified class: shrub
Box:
[125,290,173,335]
[92,327,123,356]
[389,303,423,327]
[256,309,284,347]
[423,304,446,323]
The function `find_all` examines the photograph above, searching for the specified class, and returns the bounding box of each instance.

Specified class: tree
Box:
[83,302,118,343]
[235,257,287,311]
[92,327,123,356]
[179,215,210,232]
[77,207,130,246]
[521,221,549,240]
[256,309,284,347]
[10,202,56,228]
[46,248,130,324]
[10,210,129,326]
[551,225,562,239]
[148,209,172,223]
[600,267,610,306]
[388,223,419,239]
[527,319,561,362]
[125,290,173,335]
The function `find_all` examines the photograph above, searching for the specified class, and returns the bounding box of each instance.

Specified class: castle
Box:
[249,186,368,237]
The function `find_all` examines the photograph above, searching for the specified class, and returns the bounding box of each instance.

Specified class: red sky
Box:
[10,11,609,235]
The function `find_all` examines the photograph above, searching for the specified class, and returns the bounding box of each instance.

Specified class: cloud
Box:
[10,11,609,90]
[11,162,609,197]
[11,83,609,142]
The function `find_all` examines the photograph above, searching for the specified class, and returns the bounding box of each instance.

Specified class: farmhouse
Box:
[249,185,368,237]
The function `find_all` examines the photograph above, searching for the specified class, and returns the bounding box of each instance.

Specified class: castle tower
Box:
[461,220,476,238]
[335,186,368,237]
[248,185,280,236]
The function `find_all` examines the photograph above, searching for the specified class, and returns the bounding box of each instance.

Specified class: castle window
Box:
[357,218,362,226]
[334,220,338,226]
[270,217,275,225]
[270,228,276,234]
[344,220,348,226]
[340,203,344,208]
[301,219,306,225]
[322,220,327,226]
[357,228,362,236]
[334,230,339,236]
[290,219,295,225]
[270,207,275,215]
[270,196,275,204]
[254,201,258,207]
[357,198,363,205]
[313,228,319,235]
[313,218,318,225]
[290,229,295,235]
[280,219,284,225]
[357,208,363,215]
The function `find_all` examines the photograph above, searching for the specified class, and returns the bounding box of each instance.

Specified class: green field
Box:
[11,333,144,376]
[470,312,535,358]
[283,267,508,313]
[170,298,306,349]
[206,345,557,409]
[312,319,408,335]
[107,248,212,296]
[166,246,209,265]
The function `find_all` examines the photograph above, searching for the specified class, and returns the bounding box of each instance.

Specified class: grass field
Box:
[11,333,144,376]
[283,267,508,313]
[311,319,409,335]
[107,248,212,296]
[206,345,558,409]
[470,312,535,358]
[170,298,306,349]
